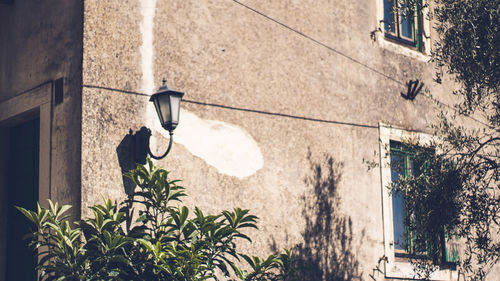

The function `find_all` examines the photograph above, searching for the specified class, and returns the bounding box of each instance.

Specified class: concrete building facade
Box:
[0,0,493,280]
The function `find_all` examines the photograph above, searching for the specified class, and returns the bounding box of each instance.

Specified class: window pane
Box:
[391,154,407,251]
[392,190,407,251]
[384,0,395,33]
[391,154,404,181]
[400,1,414,39]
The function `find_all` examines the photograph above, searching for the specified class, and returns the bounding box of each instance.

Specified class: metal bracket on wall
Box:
[54,78,63,105]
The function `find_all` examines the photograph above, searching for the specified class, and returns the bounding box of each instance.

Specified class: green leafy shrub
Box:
[18,159,294,281]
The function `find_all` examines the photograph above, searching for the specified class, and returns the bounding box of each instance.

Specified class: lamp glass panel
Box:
[169,94,182,125]
[153,98,164,125]
[158,94,172,125]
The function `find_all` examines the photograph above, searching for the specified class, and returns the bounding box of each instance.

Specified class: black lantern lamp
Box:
[147,79,184,159]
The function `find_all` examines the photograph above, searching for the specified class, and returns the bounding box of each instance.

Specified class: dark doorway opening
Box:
[6,118,39,281]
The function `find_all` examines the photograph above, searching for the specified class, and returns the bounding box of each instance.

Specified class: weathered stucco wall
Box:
[0,1,83,279]
[0,0,83,210]
[80,0,482,280]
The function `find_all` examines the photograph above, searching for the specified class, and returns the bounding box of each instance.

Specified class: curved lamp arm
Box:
[148,131,174,160]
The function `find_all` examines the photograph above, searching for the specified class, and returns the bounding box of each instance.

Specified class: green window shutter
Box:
[415,0,423,51]
[390,141,418,255]
[444,234,460,263]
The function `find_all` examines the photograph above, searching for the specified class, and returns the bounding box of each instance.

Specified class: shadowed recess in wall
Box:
[292,153,362,281]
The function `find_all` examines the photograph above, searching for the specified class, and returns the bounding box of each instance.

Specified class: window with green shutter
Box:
[383,0,424,52]
[390,141,459,264]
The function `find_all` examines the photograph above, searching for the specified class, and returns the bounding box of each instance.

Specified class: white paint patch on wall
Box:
[151,109,264,179]
[139,0,157,96]
[139,0,158,148]
[139,0,262,178]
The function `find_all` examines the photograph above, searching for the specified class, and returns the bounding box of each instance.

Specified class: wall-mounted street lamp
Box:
[144,79,184,160]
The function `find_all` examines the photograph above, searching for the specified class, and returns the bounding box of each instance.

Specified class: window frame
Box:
[390,140,438,260]
[375,0,432,59]
[384,0,424,51]
[390,142,415,257]
[378,123,458,280]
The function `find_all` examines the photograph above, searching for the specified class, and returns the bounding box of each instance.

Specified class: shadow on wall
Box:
[116,128,150,195]
[292,153,362,281]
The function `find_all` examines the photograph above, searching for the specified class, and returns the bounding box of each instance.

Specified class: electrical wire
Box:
[82,84,378,129]
[230,0,491,128]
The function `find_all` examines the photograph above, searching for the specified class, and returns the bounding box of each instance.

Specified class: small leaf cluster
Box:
[17,202,84,280]
[18,159,294,281]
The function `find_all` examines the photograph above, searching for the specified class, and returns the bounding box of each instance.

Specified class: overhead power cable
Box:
[230,0,490,127]
[231,0,405,86]
[82,84,378,129]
